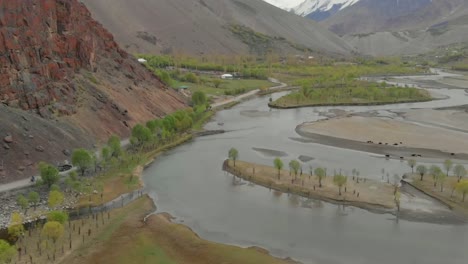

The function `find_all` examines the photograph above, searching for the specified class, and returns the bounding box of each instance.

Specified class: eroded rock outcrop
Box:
[0,0,187,183]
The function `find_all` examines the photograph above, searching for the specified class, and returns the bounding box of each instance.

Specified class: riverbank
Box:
[223,160,396,213]
[295,117,468,161]
[300,115,468,155]
[405,175,468,218]
[61,196,294,264]
[269,98,433,109]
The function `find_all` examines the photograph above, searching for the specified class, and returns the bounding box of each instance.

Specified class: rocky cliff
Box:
[0,0,187,183]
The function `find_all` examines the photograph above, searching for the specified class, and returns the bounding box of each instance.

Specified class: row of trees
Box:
[228,149,468,201]
[410,159,468,201]
[228,149,349,196]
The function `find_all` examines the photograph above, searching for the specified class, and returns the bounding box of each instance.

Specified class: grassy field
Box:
[270,85,431,108]
[62,196,291,264]
[175,78,274,96]
[225,160,396,210]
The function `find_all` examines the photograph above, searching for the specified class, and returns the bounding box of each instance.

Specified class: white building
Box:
[137,58,147,63]
[221,74,233,79]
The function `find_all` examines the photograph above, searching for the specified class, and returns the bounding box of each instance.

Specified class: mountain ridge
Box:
[80,0,353,56]
[0,0,186,183]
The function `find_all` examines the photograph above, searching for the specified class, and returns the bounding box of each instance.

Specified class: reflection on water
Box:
[144,80,468,264]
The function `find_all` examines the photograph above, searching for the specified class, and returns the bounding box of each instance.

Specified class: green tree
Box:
[456,180,468,202]
[48,190,64,209]
[47,211,69,224]
[185,72,199,83]
[213,79,223,88]
[454,164,467,182]
[289,160,301,180]
[72,148,93,176]
[314,167,326,188]
[274,158,284,180]
[108,135,122,158]
[28,191,40,210]
[192,91,207,106]
[436,171,447,192]
[16,194,28,215]
[0,240,16,264]
[228,148,239,167]
[444,159,453,177]
[416,165,427,181]
[39,162,60,188]
[101,146,111,162]
[131,124,153,146]
[430,165,442,187]
[407,159,417,173]
[42,221,64,244]
[333,174,347,196]
[7,212,24,241]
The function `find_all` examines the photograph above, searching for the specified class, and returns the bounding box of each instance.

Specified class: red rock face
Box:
[0,0,187,183]
[0,0,179,117]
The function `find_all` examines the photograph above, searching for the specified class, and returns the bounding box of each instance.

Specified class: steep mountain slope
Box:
[342,0,468,56]
[0,0,186,183]
[80,0,352,56]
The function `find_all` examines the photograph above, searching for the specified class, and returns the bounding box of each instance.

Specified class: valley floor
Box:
[61,196,292,264]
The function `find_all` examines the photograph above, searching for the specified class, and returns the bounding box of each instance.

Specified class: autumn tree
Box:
[456,180,468,202]
[7,212,24,241]
[48,190,64,209]
[42,221,64,245]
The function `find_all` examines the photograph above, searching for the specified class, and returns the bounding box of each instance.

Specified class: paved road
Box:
[0,139,132,193]
[211,78,287,109]
[0,80,286,193]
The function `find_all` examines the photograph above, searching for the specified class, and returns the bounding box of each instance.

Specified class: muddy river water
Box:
[144,71,468,264]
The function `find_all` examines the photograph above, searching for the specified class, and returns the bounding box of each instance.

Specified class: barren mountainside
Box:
[0,0,186,183]
[79,0,352,56]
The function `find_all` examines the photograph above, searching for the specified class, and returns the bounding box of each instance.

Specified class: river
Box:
[143,72,468,264]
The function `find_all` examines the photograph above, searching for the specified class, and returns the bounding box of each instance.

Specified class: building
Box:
[221,74,233,79]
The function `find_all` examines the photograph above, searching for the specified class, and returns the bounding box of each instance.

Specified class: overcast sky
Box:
[263,0,304,9]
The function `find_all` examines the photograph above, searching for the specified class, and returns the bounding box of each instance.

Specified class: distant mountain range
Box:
[81,0,352,56]
[293,0,360,21]
[267,0,468,56]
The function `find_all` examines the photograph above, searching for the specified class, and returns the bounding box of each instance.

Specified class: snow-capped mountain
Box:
[262,0,304,10]
[294,0,360,17]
